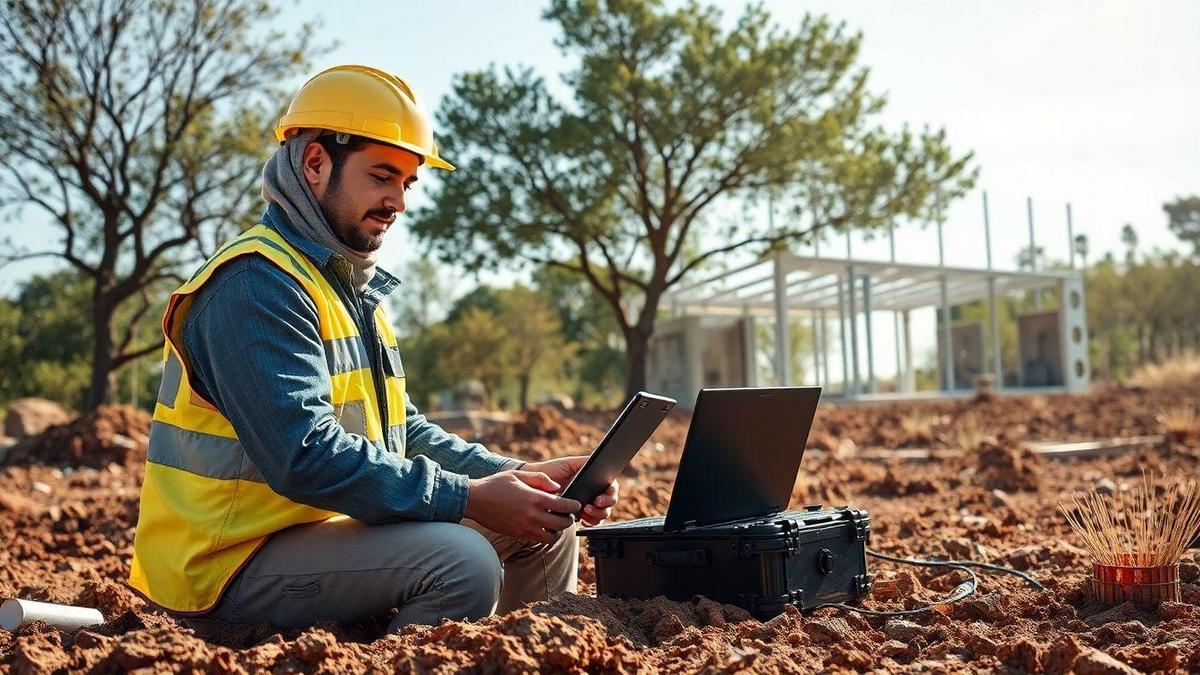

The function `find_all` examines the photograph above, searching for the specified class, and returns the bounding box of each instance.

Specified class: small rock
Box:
[294,629,336,663]
[109,434,137,450]
[884,619,932,642]
[1095,478,1117,496]
[942,537,974,559]
[4,398,71,439]
[652,442,665,452]
[1043,635,1086,675]
[32,481,51,495]
[1072,648,1139,675]
[1004,638,1042,673]
[1006,545,1040,570]
[961,515,989,529]
[726,645,759,667]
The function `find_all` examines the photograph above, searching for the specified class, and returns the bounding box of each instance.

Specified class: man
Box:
[128,65,617,634]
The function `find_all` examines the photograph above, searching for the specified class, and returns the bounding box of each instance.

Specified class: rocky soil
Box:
[2,386,1200,673]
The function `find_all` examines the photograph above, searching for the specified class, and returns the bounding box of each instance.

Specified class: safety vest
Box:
[128,224,407,613]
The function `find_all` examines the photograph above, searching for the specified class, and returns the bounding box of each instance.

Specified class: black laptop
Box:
[591,386,822,532]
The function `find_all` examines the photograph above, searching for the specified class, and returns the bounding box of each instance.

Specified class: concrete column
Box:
[862,274,875,393]
[988,277,1002,388]
[847,266,860,396]
[902,309,915,392]
[810,311,821,386]
[772,256,791,386]
[837,275,849,396]
[893,312,902,389]
[940,275,954,390]
[742,304,758,387]
[1059,276,1091,393]
[820,309,831,389]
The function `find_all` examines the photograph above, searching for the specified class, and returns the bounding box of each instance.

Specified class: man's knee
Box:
[436,524,503,618]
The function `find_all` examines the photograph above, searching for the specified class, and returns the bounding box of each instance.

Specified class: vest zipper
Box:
[330,266,391,453]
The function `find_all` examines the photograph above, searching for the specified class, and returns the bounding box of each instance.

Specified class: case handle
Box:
[646,549,710,567]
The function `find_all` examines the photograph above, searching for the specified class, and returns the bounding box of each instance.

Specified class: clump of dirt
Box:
[5,405,150,468]
[486,405,596,445]
[974,437,1044,492]
[481,405,601,462]
[865,462,946,497]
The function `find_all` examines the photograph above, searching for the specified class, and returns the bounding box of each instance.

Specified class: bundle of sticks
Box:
[1061,473,1200,567]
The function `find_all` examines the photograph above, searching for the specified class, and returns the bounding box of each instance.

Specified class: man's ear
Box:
[301,141,330,197]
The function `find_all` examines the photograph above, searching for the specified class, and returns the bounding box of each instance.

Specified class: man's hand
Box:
[464,471,581,544]
[523,455,621,527]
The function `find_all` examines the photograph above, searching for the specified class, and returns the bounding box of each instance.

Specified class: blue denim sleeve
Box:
[181,257,468,524]
[404,400,524,478]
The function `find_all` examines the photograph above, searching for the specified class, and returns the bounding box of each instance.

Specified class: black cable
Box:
[815,548,1044,617]
[868,549,1045,591]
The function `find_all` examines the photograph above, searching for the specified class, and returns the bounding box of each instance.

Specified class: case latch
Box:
[854,573,873,596]
[737,589,805,616]
[731,537,754,559]
[853,518,870,542]
[587,538,623,559]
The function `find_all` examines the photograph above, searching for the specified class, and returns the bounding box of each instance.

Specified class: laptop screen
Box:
[662,386,822,531]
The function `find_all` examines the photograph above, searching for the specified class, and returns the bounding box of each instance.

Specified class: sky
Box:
[2,0,1197,373]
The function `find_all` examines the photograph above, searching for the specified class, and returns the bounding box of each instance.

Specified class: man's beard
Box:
[319,181,392,253]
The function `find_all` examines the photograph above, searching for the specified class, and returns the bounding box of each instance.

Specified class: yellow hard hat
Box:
[276,65,454,171]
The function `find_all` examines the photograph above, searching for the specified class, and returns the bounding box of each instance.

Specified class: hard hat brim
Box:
[275,123,455,172]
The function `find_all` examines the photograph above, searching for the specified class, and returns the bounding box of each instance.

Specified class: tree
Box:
[1016,245,1048,271]
[1120,223,1138,265]
[411,0,976,398]
[1074,234,1090,269]
[495,285,575,410]
[1165,195,1200,256]
[0,0,319,408]
[532,265,625,406]
[440,307,513,409]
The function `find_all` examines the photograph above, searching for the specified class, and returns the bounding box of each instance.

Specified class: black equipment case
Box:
[580,505,872,619]
[577,387,871,619]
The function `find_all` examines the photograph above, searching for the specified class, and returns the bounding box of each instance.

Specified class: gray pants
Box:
[183,516,578,635]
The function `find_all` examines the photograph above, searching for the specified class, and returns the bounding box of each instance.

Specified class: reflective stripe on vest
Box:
[128,224,408,613]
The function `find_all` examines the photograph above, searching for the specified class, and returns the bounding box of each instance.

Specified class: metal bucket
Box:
[1092,557,1180,606]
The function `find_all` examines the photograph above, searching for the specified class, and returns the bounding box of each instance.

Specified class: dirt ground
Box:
[3,386,1200,673]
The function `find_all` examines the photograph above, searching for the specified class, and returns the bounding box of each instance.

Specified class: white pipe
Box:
[0,599,104,631]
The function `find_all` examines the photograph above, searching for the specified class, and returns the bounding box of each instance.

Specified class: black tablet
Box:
[558,391,676,512]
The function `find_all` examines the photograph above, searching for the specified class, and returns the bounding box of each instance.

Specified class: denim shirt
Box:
[180,203,521,524]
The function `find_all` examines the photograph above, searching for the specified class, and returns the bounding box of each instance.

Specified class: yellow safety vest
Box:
[128,224,407,613]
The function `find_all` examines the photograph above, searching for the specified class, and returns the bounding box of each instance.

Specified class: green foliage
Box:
[1165,195,1200,255]
[753,320,813,385]
[23,360,91,410]
[1084,250,1200,380]
[1,270,93,407]
[496,285,577,409]
[411,0,976,397]
[398,282,575,411]
[0,269,164,409]
[0,299,26,400]
[446,287,502,324]
[532,266,625,406]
